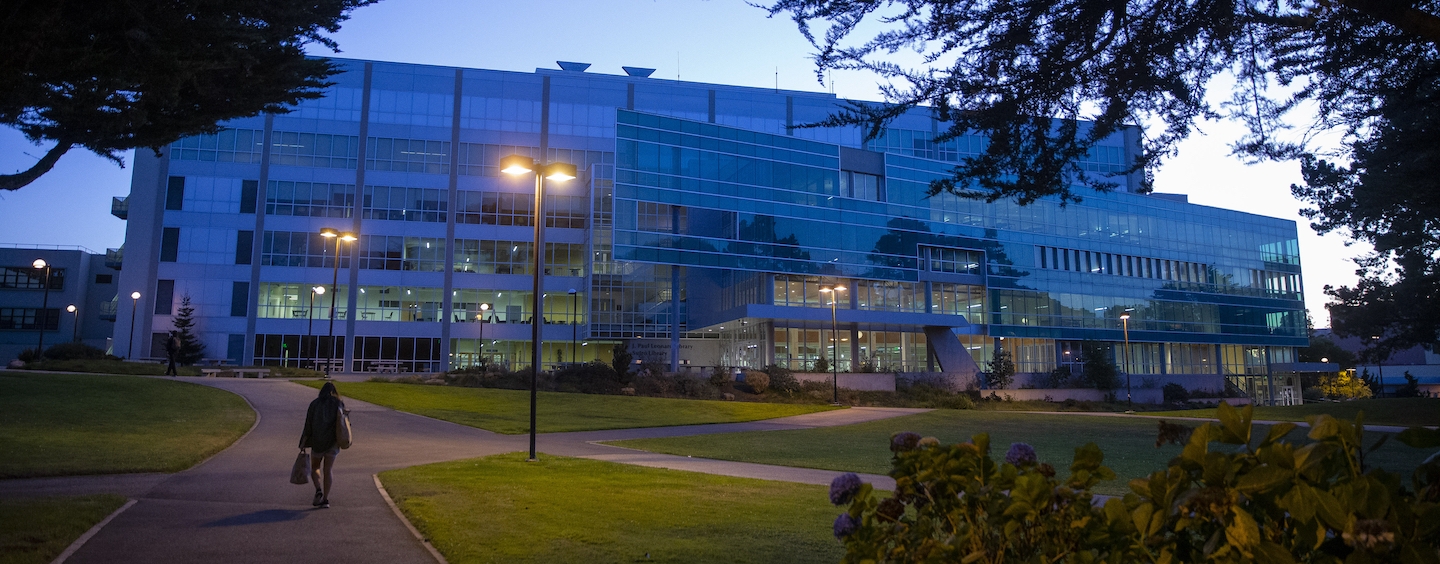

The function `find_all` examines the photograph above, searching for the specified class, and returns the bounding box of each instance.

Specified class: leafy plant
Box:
[1163,382,1190,404]
[813,355,830,374]
[610,343,633,385]
[1079,341,1122,391]
[765,364,801,394]
[831,403,1440,563]
[745,371,771,394]
[985,348,1015,390]
[1319,369,1375,400]
[42,341,106,361]
[709,366,733,389]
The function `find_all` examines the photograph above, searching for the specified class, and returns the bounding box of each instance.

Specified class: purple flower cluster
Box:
[890,431,921,453]
[1005,442,1038,467]
[833,513,859,539]
[830,472,863,505]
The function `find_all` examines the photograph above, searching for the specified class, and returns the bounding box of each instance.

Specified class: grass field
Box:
[379,453,844,564]
[0,373,255,478]
[302,380,838,434]
[0,494,127,564]
[610,410,1438,496]
[1146,398,1440,427]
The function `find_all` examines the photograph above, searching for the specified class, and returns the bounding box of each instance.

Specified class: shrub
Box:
[42,342,107,361]
[16,347,43,363]
[672,374,718,399]
[1077,340,1121,390]
[1044,367,1071,389]
[1396,372,1422,398]
[831,404,1440,563]
[708,366,733,388]
[764,364,800,393]
[744,370,770,394]
[1162,382,1189,403]
[813,355,830,374]
[611,343,634,385]
[552,361,621,394]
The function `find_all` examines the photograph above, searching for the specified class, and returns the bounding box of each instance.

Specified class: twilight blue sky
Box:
[0,0,1355,326]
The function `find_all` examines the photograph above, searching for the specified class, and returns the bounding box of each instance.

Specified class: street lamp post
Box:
[308,286,324,369]
[1120,313,1133,410]
[569,289,578,365]
[320,228,357,377]
[128,291,141,359]
[819,283,847,405]
[500,154,576,462]
[32,259,51,353]
[66,304,78,342]
[477,303,492,367]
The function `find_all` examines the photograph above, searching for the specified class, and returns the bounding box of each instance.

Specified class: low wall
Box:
[792,372,896,392]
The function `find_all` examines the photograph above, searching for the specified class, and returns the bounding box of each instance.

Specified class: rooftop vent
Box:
[557,61,591,72]
[622,66,656,78]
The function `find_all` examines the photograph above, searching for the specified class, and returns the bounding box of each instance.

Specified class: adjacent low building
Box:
[0,246,120,360]
[111,58,1308,401]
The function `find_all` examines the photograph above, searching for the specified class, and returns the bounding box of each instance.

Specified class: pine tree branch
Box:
[0,141,73,191]
[1337,0,1440,43]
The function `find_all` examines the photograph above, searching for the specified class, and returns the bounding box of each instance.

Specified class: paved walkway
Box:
[1,378,924,563]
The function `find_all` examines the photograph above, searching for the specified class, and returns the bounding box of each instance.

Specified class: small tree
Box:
[985,348,1015,389]
[1395,371,1422,398]
[1318,369,1375,399]
[611,343,634,384]
[1078,341,1121,391]
[171,294,207,364]
[1360,368,1382,396]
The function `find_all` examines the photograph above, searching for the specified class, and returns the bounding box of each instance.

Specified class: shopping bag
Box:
[336,407,353,449]
[290,450,310,485]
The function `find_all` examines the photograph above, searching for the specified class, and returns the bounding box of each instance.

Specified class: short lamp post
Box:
[819,283,847,405]
[32,259,51,353]
[1120,313,1133,410]
[128,291,141,359]
[477,302,492,365]
[308,286,325,369]
[500,154,577,462]
[320,228,357,377]
[66,304,78,343]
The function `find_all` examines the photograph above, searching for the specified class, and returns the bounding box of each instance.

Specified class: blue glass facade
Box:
[114,58,1305,397]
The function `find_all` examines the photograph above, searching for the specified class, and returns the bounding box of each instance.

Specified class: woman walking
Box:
[298,382,347,508]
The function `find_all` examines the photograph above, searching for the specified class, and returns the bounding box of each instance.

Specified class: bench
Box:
[200,368,271,378]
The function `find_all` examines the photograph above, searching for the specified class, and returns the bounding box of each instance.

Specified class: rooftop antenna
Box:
[775,67,779,92]
[829,70,834,94]
[677,53,680,81]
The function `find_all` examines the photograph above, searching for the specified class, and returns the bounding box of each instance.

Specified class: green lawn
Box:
[1145,398,1440,427]
[0,373,255,478]
[0,494,127,564]
[379,453,844,563]
[18,359,201,376]
[610,410,1437,496]
[302,381,838,434]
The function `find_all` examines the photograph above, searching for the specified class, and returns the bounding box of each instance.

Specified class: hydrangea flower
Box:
[829,472,863,505]
[833,513,859,539]
[1005,442,1038,467]
[890,431,921,453]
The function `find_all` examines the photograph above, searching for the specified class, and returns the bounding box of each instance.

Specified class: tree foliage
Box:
[765,0,1440,352]
[171,294,206,365]
[985,347,1015,389]
[1079,341,1123,391]
[1299,334,1360,368]
[831,404,1440,562]
[0,0,377,191]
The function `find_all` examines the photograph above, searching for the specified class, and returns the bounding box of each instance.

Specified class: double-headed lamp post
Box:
[500,154,577,462]
[1120,313,1133,410]
[32,259,51,352]
[320,228,357,376]
[66,304,78,342]
[819,283,847,405]
[128,291,141,359]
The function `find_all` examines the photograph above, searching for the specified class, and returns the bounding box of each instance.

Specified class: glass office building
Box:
[113,58,1306,396]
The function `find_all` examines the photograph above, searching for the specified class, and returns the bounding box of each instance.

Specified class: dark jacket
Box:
[299,396,345,452]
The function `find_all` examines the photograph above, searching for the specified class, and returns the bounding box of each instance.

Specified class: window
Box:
[270,131,360,169]
[266,181,355,217]
[231,282,250,317]
[166,176,185,210]
[357,236,447,272]
[366,137,450,174]
[236,231,254,265]
[636,202,685,233]
[260,231,350,268]
[363,186,446,222]
[95,274,113,284]
[855,280,924,313]
[922,247,983,275]
[0,308,60,330]
[160,228,180,262]
[170,129,264,163]
[1,266,64,290]
[154,280,175,315]
[840,171,883,201]
[240,180,258,214]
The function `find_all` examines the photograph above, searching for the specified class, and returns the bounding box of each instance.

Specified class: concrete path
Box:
[3,378,924,563]
[57,379,523,564]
